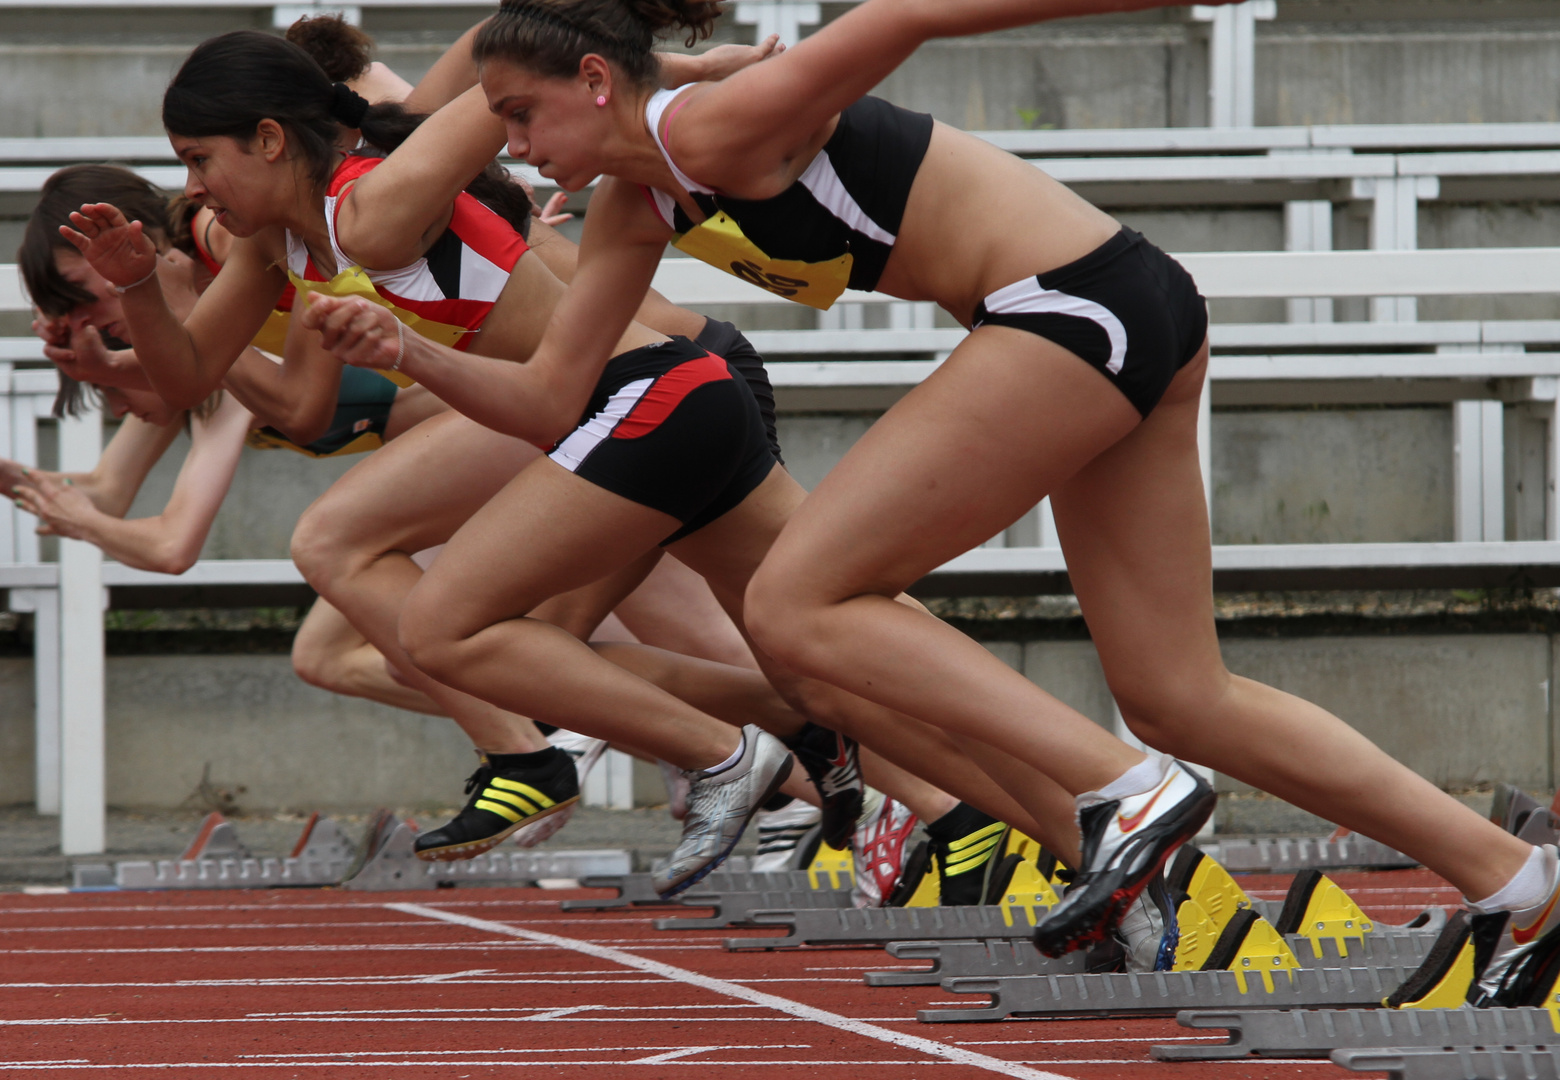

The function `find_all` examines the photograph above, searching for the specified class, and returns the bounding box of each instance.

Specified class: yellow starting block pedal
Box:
[806,841,853,891]
[982,831,1061,921]
[1167,844,1251,931]
[1385,909,1479,1009]
[1273,868,1375,958]
[1197,907,1303,992]
[887,840,940,908]
[1173,897,1225,972]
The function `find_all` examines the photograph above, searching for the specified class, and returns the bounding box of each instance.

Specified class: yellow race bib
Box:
[673,211,853,311]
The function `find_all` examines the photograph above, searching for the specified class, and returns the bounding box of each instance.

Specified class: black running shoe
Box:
[414,747,580,862]
[1033,757,1215,958]
[934,820,1007,907]
[782,723,864,849]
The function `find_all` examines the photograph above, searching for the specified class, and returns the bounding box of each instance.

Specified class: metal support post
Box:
[57,402,104,856]
[1454,399,1505,542]
[1193,1,1275,128]
[13,588,60,816]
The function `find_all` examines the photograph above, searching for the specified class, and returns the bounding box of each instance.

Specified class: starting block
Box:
[86,812,358,890]
[1155,1007,1560,1062]
[1333,1047,1560,1080]
[864,937,1112,986]
[653,884,854,929]
[341,818,630,891]
[1208,834,1417,872]
[919,960,1419,1022]
[726,903,1046,951]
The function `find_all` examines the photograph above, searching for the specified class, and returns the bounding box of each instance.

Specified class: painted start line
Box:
[0,869,1457,1079]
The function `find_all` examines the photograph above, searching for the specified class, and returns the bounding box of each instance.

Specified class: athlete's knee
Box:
[1112,668,1232,757]
[743,561,820,671]
[290,501,344,586]
[290,635,335,691]
[396,584,462,683]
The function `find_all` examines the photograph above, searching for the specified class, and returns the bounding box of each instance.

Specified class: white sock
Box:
[700,732,748,776]
[1471,844,1559,914]
[1088,753,1170,805]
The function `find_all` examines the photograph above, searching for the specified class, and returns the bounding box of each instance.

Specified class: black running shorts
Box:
[548,336,778,544]
[972,228,1208,417]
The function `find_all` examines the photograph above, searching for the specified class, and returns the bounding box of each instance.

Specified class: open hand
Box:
[59,202,159,289]
[537,191,574,226]
[700,35,785,82]
[11,473,94,541]
[302,293,403,370]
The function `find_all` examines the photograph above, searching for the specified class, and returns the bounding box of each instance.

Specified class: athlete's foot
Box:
[782,722,864,850]
[512,729,607,848]
[1114,875,1180,972]
[415,747,580,862]
[1473,844,1560,1005]
[652,725,794,897]
[750,795,823,873]
[851,791,919,908]
[1033,755,1215,958]
[926,803,1006,907]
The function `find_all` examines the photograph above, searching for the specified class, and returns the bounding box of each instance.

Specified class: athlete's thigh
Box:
[667,464,807,602]
[1049,345,1225,705]
[413,456,680,640]
[304,410,540,556]
[763,327,1140,599]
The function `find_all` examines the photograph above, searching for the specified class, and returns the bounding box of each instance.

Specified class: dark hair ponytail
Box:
[285,12,374,82]
[473,0,720,87]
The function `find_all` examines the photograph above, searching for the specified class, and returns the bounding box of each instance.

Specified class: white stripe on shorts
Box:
[549,377,654,472]
[980,277,1128,375]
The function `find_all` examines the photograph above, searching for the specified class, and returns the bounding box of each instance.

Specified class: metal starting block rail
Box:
[1155,1007,1560,1062]
[870,927,1435,989]
[1208,834,1417,872]
[919,962,1418,1023]
[725,904,1046,951]
[341,820,629,891]
[654,885,854,929]
[561,866,835,911]
[1333,1046,1560,1080]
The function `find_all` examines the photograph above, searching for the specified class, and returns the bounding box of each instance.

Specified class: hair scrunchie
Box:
[328,82,371,128]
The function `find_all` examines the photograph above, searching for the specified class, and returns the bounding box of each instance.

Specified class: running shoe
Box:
[512,729,607,848]
[1033,755,1215,957]
[851,791,920,908]
[935,817,1007,906]
[782,722,864,850]
[1473,844,1560,1006]
[651,725,794,897]
[658,759,691,821]
[750,796,823,873]
[414,747,580,862]
[1114,874,1181,972]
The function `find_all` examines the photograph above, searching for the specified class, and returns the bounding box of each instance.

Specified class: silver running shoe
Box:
[652,725,794,897]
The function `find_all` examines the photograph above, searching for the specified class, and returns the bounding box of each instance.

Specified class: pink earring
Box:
[595,94,608,107]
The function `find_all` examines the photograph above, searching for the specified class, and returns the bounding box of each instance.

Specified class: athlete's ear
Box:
[255,119,288,164]
[579,53,613,104]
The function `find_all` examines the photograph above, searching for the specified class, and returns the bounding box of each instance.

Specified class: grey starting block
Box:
[107,814,356,890]
[865,938,1101,986]
[1154,1007,1560,1062]
[1333,1047,1560,1080]
[1208,834,1417,872]
[654,885,854,929]
[726,904,1045,950]
[561,867,834,911]
[919,962,1417,1023]
[341,820,631,891]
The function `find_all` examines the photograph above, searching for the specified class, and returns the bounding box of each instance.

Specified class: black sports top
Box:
[642,92,934,310]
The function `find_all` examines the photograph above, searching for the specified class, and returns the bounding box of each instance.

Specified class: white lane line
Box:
[0,1017,801,1028]
[238,1044,810,1059]
[0,1059,979,1069]
[391,902,1071,1080]
[1,976,673,990]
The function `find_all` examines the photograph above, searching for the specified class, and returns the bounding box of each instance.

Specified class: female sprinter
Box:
[447,0,1560,993]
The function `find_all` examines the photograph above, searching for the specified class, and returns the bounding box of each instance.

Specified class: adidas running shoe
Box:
[851,791,920,908]
[782,722,864,850]
[414,747,580,862]
[1033,755,1215,958]
[652,725,794,897]
[750,797,823,873]
[512,729,607,848]
[935,817,1008,907]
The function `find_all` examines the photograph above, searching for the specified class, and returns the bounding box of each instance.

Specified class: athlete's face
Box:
[482,60,610,193]
[169,130,281,238]
[52,249,127,343]
[101,385,180,428]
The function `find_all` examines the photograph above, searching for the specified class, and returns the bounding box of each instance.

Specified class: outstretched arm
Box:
[0,413,180,519]
[220,312,344,446]
[60,203,285,409]
[11,391,252,575]
[671,0,1236,189]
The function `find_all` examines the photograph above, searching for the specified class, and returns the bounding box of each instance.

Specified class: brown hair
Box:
[285,12,374,83]
[473,0,721,88]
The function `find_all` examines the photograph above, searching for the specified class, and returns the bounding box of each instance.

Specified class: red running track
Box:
[0,868,1458,1079]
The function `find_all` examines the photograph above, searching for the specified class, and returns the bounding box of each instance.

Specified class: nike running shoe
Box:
[415,747,580,862]
[512,729,607,848]
[652,725,794,897]
[782,722,864,850]
[1473,844,1560,1005]
[851,791,920,908]
[750,797,823,873]
[1033,755,1215,957]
